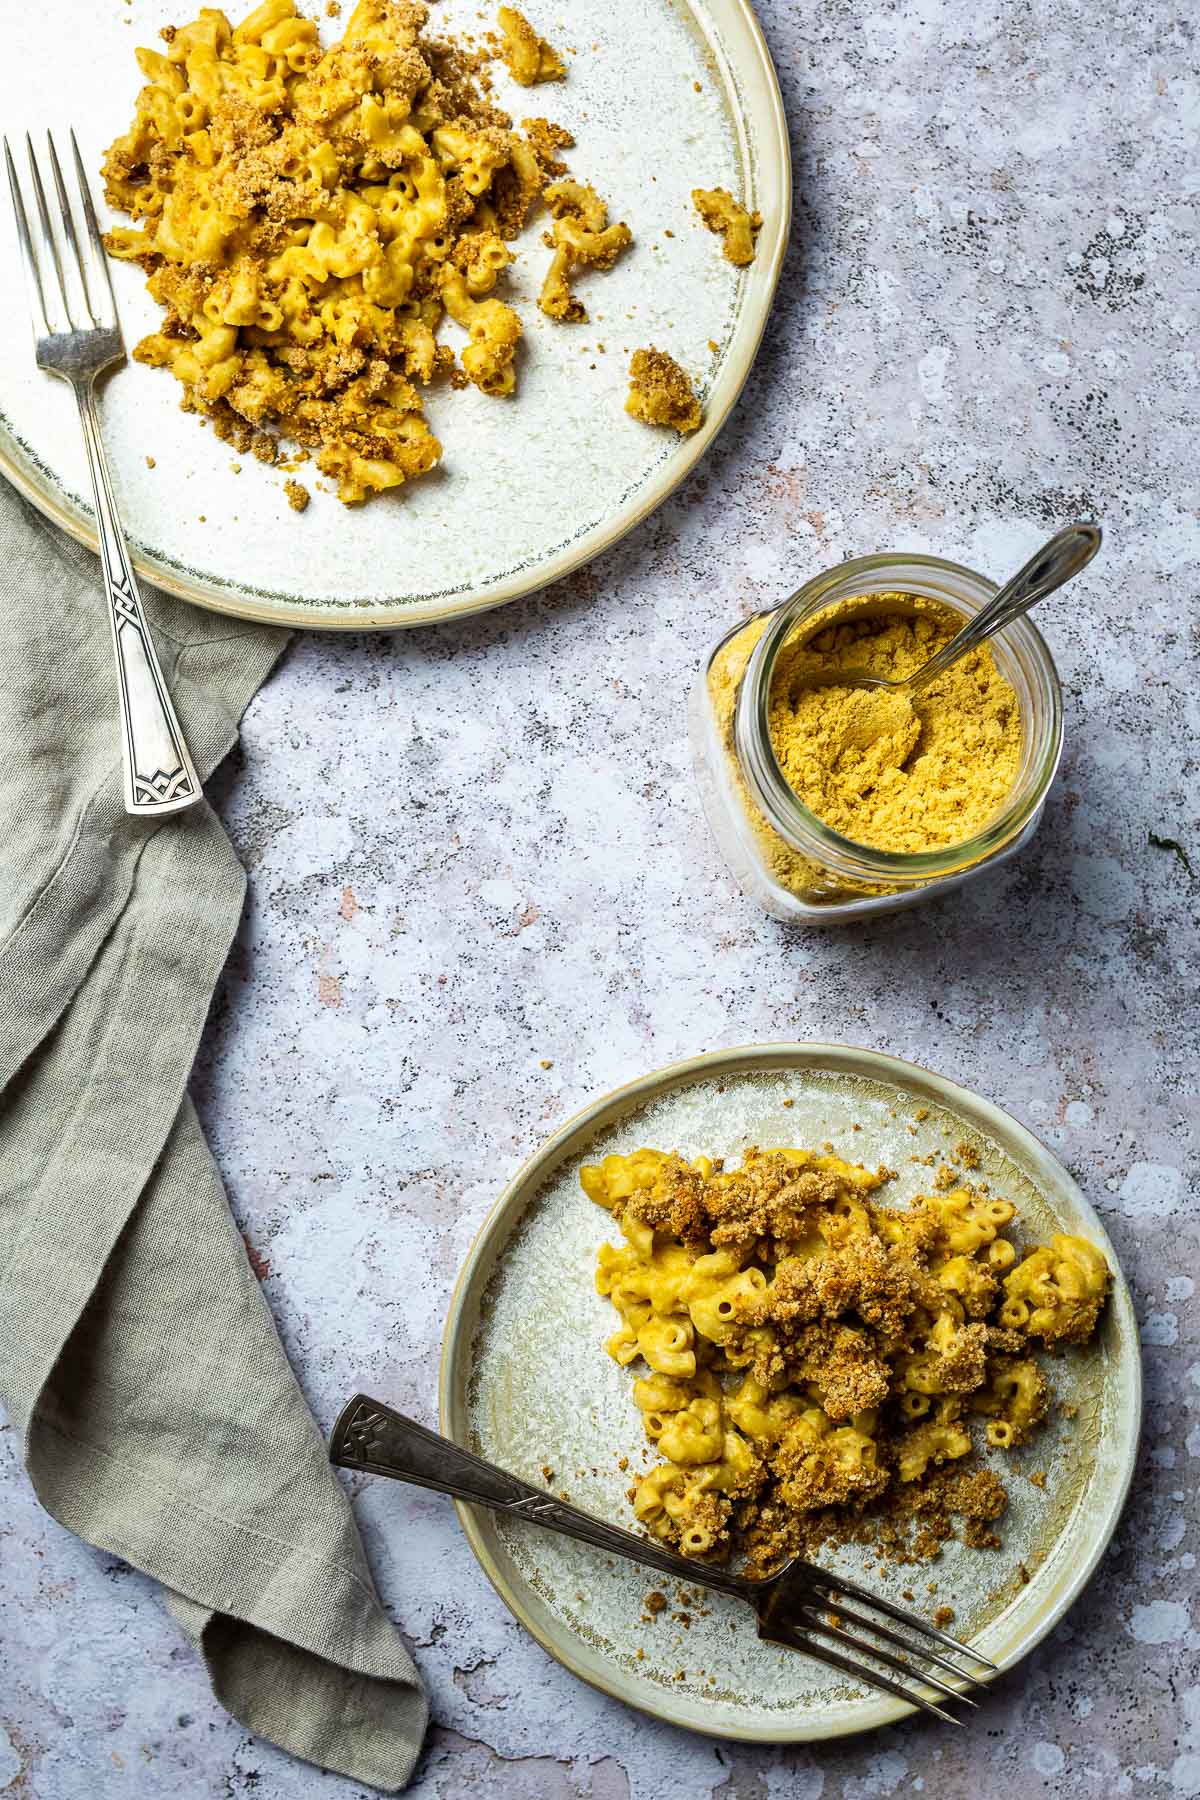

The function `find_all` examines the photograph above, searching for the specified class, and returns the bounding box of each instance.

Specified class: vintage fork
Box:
[4,131,200,816]
[331,1394,997,1724]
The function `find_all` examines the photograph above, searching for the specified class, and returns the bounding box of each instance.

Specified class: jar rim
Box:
[733,551,1065,882]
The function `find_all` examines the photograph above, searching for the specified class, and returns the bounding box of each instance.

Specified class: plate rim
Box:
[0,0,791,633]
[438,1040,1143,1743]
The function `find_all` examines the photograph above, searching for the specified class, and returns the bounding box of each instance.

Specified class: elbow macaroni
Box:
[583,1143,1110,1570]
[496,5,565,85]
[691,185,760,267]
[539,179,631,322]
[1000,1235,1110,1345]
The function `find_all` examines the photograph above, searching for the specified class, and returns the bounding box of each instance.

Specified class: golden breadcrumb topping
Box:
[625,347,702,434]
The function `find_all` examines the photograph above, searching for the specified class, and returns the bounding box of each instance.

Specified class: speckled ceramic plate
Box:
[0,0,788,630]
[440,1044,1141,1742]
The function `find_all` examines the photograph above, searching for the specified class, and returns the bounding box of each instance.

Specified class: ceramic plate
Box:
[440,1044,1141,1742]
[0,0,788,629]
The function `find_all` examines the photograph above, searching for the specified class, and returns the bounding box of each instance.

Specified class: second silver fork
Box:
[331,1393,998,1724]
[4,130,199,817]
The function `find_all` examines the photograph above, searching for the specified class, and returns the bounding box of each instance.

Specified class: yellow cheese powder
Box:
[767,596,1021,853]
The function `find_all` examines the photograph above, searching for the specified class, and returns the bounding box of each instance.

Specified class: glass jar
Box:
[689,552,1064,923]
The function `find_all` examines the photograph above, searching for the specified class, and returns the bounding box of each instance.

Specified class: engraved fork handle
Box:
[78,381,200,816]
[330,1393,753,1598]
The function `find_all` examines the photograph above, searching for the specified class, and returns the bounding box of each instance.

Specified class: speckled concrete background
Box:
[1,0,1197,1793]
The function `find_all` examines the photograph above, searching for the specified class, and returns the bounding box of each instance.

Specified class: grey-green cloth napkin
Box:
[0,478,428,1789]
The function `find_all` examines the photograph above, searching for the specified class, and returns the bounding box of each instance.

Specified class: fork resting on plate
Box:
[331,1393,997,1723]
[4,131,199,816]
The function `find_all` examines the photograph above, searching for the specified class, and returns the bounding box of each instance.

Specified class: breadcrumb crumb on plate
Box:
[443,1044,1139,1743]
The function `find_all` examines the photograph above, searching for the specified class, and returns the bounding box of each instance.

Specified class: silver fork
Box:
[4,131,200,817]
[332,1394,997,1724]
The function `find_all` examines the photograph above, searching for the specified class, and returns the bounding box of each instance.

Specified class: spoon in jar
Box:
[788,523,1102,710]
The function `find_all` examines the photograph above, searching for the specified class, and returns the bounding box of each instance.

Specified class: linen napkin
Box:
[0,477,428,1790]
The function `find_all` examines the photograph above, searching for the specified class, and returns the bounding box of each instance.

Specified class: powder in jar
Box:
[767,596,1021,852]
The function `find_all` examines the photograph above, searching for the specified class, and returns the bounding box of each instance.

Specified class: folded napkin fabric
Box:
[0,480,427,1790]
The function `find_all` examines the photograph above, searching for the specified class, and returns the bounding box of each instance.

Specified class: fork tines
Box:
[767,1617,966,1725]
[809,1566,998,1670]
[4,130,119,343]
[791,1565,997,1723]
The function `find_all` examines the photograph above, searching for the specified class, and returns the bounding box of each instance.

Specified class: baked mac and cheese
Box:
[102,0,630,503]
[583,1143,1109,1571]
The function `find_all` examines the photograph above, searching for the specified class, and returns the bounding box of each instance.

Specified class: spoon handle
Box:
[906,522,1101,694]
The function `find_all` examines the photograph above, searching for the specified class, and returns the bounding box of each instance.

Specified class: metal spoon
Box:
[791,523,1102,699]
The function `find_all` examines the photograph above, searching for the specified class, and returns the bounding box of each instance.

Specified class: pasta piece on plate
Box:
[692,185,761,266]
[624,347,702,434]
[496,4,566,85]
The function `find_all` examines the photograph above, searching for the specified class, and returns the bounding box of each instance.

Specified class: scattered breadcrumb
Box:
[539,1058,554,1069]
[625,347,702,434]
[284,480,310,514]
[144,455,155,469]
[644,1590,667,1616]
[933,1604,955,1627]
[522,114,573,174]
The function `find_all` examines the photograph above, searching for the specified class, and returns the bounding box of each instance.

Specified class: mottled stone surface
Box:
[2,0,1197,1793]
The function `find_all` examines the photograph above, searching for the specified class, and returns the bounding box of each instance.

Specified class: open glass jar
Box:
[689,552,1064,923]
